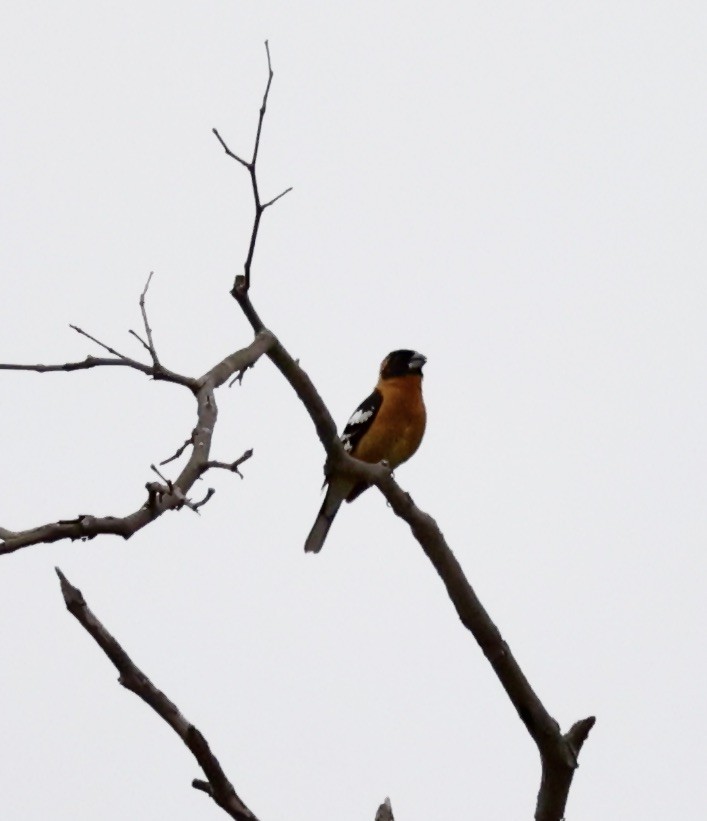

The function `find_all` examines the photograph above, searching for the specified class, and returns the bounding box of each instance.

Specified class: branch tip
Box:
[262,186,293,209]
[375,797,394,821]
[192,779,213,796]
[55,567,84,608]
[566,715,596,755]
[138,271,160,366]
[69,324,130,361]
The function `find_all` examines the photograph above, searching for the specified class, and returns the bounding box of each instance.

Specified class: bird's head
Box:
[380,349,427,379]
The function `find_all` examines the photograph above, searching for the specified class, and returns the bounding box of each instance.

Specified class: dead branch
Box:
[213,40,292,293]
[224,47,594,819]
[235,287,596,817]
[0,331,275,556]
[0,353,194,388]
[0,38,595,820]
[55,568,259,821]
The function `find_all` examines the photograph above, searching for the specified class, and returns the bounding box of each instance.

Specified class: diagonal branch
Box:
[69,323,131,360]
[223,45,594,818]
[233,285,595,817]
[56,568,259,821]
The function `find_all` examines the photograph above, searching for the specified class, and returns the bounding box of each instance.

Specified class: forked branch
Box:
[213,41,292,293]
[0,317,275,556]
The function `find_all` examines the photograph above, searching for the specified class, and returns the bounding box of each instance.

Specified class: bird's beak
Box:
[408,352,427,370]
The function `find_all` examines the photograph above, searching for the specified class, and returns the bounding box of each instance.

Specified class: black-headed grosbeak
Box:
[304,349,427,553]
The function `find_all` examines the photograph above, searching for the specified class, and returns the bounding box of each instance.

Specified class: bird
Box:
[304,349,427,553]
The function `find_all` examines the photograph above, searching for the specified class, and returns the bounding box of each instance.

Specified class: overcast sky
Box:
[1,2,706,819]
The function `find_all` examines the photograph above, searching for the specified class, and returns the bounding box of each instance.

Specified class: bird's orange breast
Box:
[352,375,426,468]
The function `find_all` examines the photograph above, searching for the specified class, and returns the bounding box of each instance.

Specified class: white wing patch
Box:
[347,408,374,427]
[341,408,373,452]
[339,389,382,455]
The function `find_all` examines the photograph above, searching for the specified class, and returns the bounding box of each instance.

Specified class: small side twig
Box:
[138,271,160,366]
[128,329,151,354]
[160,430,197,466]
[55,569,259,821]
[190,487,216,513]
[261,187,293,210]
[228,368,248,387]
[201,449,254,479]
[149,463,173,491]
[69,324,131,360]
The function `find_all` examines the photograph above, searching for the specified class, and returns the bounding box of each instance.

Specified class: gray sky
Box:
[1,2,706,819]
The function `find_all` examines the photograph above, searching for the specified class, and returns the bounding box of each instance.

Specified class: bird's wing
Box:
[340,388,383,456]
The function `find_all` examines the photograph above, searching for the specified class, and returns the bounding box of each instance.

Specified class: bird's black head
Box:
[380,349,427,379]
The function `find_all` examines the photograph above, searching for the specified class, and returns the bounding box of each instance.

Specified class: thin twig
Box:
[252,40,273,167]
[213,128,249,168]
[139,271,160,366]
[128,329,151,354]
[228,369,247,387]
[0,355,195,388]
[262,187,293,209]
[150,463,173,490]
[160,430,197,466]
[213,42,291,293]
[55,569,259,821]
[69,324,130,360]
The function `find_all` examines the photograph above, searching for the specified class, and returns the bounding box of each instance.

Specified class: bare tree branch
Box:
[222,51,595,812]
[213,41,292,293]
[232,298,597,817]
[0,40,595,821]
[0,331,275,557]
[0,353,194,386]
[0,352,195,388]
[55,568,259,821]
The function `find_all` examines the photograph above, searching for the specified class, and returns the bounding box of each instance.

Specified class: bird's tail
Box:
[304,486,343,553]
